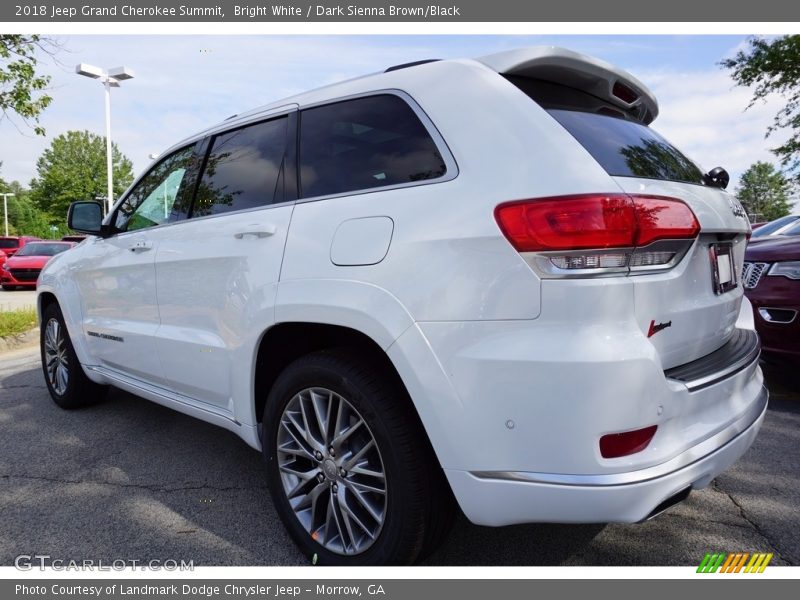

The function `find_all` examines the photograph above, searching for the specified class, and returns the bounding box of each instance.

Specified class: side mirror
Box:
[67,201,108,236]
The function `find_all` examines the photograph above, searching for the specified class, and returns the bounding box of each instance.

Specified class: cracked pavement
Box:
[0,346,798,566]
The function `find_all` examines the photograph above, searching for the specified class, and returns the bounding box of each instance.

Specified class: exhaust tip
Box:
[642,487,691,522]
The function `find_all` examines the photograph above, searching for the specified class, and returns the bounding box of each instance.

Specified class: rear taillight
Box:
[494,194,699,277]
[599,425,658,459]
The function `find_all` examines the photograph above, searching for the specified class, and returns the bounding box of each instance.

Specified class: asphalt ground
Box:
[0,346,797,566]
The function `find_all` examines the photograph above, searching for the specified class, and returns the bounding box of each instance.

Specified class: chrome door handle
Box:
[128,241,153,252]
[234,224,277,239]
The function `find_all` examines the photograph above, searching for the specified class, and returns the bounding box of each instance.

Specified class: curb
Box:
[0,327,39,354]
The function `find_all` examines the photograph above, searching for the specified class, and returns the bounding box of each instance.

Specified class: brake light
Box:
[612,81,639,105]
[599,425,658,459]
[494,194,699,275]
[632,196,700,245]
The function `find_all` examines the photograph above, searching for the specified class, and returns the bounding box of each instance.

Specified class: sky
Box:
[0,34,796,209]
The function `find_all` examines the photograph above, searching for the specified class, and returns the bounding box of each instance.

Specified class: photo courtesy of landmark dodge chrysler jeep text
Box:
[37,47,767,565]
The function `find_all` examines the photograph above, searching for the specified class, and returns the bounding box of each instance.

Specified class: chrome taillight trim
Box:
[522,238,695,279]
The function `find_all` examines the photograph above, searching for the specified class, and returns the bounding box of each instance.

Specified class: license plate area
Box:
[710,242,737,295]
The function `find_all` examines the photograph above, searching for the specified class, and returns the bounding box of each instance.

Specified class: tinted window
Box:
[548,110,704,185]
[15,242,72,257]
[299,95,446,198]
[779,220,800,236]
[751,215,800,237]
[192,116,289,217]
[0,239,19,249]
[115,145,198,232]
[508,76,704,185]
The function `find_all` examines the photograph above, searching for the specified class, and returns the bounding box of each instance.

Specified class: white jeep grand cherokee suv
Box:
[38,47,767,565]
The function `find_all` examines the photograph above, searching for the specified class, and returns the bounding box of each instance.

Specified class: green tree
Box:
[0,35,54,135]
[721,36,800,179]
[0,168,57,237]
[30,130,134,222]
[735,161,793,222]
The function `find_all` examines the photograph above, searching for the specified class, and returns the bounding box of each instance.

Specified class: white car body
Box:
[38,47,766,531]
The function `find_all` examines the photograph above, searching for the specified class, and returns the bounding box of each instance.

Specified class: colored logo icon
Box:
[697,552,773,573]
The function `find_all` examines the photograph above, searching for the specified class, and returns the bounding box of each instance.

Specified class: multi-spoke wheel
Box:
[263,349,455,565]
[43,318,69,396]
[40,302,108,408]
[278,387,387,555]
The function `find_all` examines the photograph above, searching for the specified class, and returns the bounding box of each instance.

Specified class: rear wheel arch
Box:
[254,322,413,425]
[254,322,457,563]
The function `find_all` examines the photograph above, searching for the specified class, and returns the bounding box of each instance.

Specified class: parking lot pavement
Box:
[0,348,797,567]
[0,289,37,311]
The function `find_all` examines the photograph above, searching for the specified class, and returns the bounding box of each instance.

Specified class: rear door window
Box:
[299,94,447,198]
[192,115,290,217]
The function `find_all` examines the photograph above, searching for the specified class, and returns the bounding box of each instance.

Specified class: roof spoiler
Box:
[476,46,659,124]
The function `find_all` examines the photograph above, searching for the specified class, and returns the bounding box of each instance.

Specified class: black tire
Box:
[2,285,15,291]
[40,302,108,409]
[263,348,452,565]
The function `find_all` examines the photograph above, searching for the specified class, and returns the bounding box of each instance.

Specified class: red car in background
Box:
[1,241,75,290]
[743,235,800,367]
[0,236,41,258]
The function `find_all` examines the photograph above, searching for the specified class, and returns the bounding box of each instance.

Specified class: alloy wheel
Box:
[276,387,387,555]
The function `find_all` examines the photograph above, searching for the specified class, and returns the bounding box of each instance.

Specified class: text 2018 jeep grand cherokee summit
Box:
[38,47,766,565]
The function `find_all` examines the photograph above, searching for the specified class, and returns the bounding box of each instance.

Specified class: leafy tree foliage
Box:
[722,36,800,179]
[30,130,134,222]
[736,161,793,222]
[0,35,54,135]
[0,168,58,237]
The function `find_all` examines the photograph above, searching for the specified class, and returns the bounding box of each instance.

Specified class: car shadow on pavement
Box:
[0,363,613,566]
[1,362,798,566]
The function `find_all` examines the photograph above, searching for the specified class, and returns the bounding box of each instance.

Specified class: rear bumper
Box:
[447,385,767,526]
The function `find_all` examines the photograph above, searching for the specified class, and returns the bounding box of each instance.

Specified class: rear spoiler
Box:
[476,46,659,125]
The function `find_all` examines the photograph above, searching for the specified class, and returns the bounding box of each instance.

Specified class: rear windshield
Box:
[0,239,19,249]
[509,77,705,185]
[15,243,71,257]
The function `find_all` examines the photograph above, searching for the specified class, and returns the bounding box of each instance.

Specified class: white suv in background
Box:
[38,47,766,565]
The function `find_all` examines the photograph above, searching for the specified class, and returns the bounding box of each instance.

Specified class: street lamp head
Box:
[75,63,104,79]
[107,66,135,81]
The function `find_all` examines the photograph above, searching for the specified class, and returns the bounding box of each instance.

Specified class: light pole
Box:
[75,63,135,214]
[1,193,14,237]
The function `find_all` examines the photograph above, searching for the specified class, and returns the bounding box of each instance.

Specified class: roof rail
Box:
[385,59,440,73]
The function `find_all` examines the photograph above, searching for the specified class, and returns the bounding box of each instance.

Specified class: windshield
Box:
[778,220,800,237]
[0,239,19,249]
[752,215,800,238]
[14,243,72,257]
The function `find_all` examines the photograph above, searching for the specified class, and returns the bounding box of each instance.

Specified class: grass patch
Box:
[0,307,38,339]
